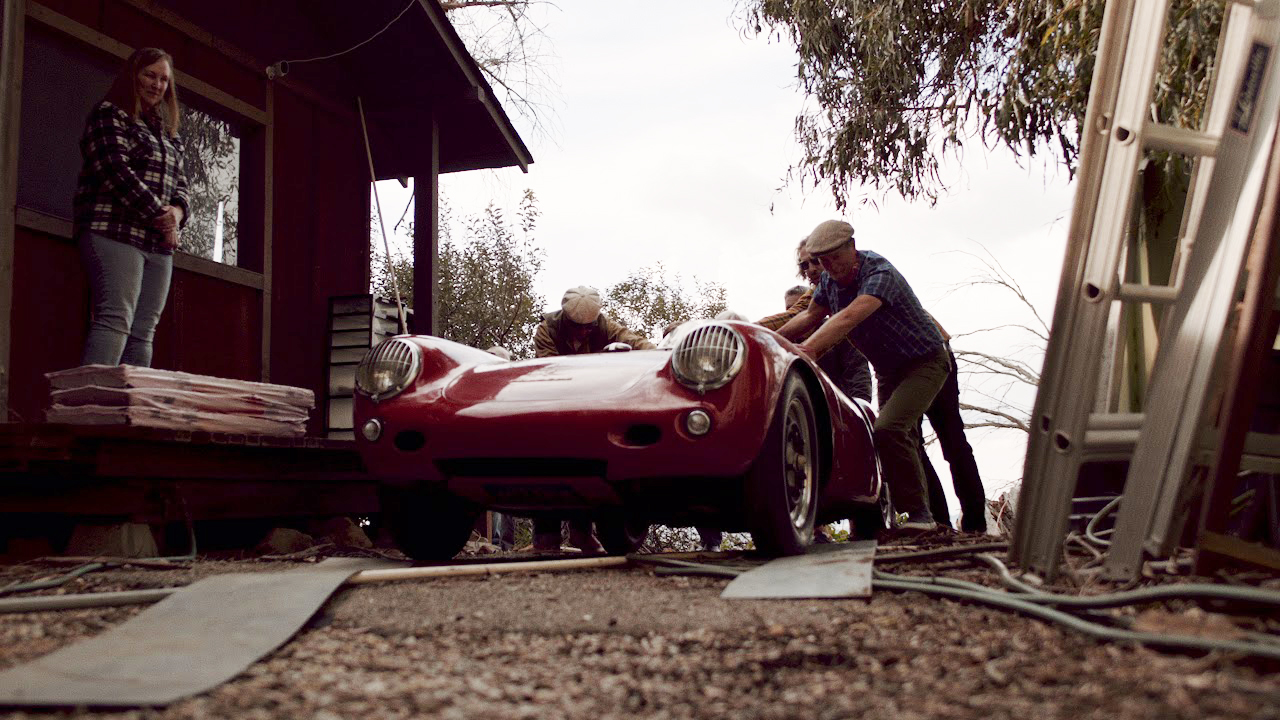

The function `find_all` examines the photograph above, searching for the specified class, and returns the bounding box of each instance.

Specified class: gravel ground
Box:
[1,537,1278,719]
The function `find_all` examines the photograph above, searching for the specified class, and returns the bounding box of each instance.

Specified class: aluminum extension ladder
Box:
[1012,0,1280,580]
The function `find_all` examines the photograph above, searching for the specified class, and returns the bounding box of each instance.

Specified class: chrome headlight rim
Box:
[355,338,421,403]
[670,322,747,394]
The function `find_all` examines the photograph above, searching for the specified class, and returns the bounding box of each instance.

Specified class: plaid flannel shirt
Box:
[757,289,812,332]
[813,250,943,374]
[73,101,190,254]
[757,287,861,362]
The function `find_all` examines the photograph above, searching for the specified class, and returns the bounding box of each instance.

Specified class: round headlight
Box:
[670,323,746,394]
[685,409,712,436]
[355,338,420,402]
[360,418,383,442]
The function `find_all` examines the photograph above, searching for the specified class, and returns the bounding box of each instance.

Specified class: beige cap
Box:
[486,346,512,360]
[561,285,602,324]
[805,220,855,255]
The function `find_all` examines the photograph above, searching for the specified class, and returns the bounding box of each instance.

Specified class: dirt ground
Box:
[1,535,1278,720]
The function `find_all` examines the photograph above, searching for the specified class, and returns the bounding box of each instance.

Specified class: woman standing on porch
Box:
[73,47,190,367]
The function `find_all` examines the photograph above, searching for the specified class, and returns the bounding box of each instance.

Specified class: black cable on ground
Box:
[0,562,110,597]
[874,541,1009,564]
[873,574,1280,661]
[631,552,1280,660]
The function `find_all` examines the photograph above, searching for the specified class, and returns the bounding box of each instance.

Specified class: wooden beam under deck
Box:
[0,424,378,524]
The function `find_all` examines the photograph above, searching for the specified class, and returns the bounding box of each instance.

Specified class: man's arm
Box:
[533,321,558,357]
[757,290,812,332]
[602,316,656,350]
[797,294,882,358]
[775,300,827,342]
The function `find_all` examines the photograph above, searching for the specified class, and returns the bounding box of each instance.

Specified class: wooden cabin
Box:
[0,0,532,431]
[0,0,532,554]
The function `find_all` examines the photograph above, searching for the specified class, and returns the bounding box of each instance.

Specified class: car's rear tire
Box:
[746,371,819,556]
[379,485,479,562]
[851,484,893,541]
[596,512,651,555]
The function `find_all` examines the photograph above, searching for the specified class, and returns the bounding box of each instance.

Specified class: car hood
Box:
[443,351,672,404]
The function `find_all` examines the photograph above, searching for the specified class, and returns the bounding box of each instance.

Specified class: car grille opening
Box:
[622,424,661,446]
[394,430,426,452]
[437,458,606,478]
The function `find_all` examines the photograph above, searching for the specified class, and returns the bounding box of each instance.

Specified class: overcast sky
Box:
[374,1,1078,514]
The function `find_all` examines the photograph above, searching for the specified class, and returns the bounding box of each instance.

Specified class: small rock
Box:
[310,516,373,549]
[256,528,315,555]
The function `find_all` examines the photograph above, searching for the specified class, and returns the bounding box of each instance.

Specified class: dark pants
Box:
[874,347,951,519]
[918,345,987,532]
[818,340,872,403]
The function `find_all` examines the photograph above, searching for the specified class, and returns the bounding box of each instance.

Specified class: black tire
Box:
[851,483,893,541]
[379,485,480,562]
[746,372,820,556]
[596,512,651,555]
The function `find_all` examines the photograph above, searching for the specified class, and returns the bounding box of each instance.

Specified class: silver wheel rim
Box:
[781,395,815,530]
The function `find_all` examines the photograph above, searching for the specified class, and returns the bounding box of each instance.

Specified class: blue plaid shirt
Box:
[813,250,943,373]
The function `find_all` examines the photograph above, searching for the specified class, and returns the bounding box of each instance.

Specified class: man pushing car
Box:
[775,220,949,532]
[529,286,656,552]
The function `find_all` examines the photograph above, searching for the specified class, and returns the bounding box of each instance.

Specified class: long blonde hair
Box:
[104,47,181,137]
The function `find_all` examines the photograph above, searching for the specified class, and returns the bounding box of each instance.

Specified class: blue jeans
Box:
[491,512,516,550]
[80,233,172,367]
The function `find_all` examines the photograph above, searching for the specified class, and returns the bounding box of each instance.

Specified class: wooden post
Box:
[412,113,439,335]
[261,83,274,381]
[0,0,25,420]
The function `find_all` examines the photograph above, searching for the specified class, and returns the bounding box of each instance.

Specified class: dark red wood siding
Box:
[8,3,371,435]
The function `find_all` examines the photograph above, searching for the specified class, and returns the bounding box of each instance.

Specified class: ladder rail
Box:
[1012,0,1142,571]
[1016,0,1181,576]
[1106,41,1280,577]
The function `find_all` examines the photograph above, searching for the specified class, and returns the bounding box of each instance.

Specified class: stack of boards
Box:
[45,365,314,437]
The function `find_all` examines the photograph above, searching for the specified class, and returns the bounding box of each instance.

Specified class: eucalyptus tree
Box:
[444,0,558,138]
[178,105,240,263]
[737,0,1223,207]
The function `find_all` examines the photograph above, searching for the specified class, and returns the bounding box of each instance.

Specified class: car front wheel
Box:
[379,485,480,562]
[746,371,820,555]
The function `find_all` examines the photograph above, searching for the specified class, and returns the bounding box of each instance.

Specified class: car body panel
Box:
[354,321,881,528]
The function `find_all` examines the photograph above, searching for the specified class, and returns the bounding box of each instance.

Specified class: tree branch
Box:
[959,404,1030,433]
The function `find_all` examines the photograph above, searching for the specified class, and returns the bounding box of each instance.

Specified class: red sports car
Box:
[353,320,889,560]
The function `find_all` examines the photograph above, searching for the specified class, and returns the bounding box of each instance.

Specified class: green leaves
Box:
[739,0,1221,206]
[603,264,728,340]
[372,190,546,358]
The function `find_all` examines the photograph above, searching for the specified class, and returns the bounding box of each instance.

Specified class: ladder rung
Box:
[1231,0,1280,14]
[1142,122,1220,157]
[1118,283,1180,303]
[1087,412,1145,431]
[1083,429,1140,450]
[1080,413,1144,452]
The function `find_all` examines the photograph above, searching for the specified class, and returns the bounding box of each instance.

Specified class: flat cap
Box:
[561,285,602,324]
[805,220,855,255]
